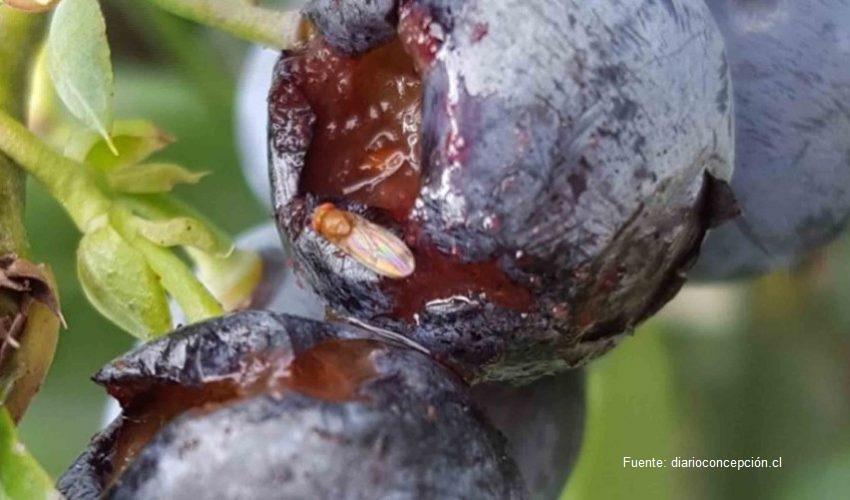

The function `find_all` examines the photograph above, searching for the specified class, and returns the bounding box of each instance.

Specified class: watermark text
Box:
[622,456,782,470]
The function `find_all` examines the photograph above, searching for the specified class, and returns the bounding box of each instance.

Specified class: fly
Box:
[312,203,415,279]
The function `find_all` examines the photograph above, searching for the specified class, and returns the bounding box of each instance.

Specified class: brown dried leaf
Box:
[0,255,62,320]
[1,255,63,407]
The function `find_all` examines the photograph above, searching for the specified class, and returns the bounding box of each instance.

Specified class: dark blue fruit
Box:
[269,0,736,383]
[234,224,587,497]
[472,373,586,500]
[269,0,736,382]
[58,311,527,499]
[305,0,399,55]
[694,0,850,280]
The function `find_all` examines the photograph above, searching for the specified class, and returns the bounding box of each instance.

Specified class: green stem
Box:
[0,109,110,231]
[0,9,62,427]
[144,0,303,48]
[116,194,260,312]
[0,9,47,257]
[109,208,223,322]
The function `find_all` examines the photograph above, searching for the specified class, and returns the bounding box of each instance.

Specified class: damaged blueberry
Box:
[269,0,737,382]
[58,311,526,500]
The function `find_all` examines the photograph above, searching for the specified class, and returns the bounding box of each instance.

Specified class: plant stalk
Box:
[0,8,46,257]
[144,0,303,48]
[0,109,111,232]
[0,7,61,425]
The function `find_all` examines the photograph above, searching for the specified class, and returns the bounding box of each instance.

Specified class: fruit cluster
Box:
[61,224,584,499]
[60,0,850,497]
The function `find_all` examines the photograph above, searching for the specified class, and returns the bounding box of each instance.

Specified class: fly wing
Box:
[339,214,415,279]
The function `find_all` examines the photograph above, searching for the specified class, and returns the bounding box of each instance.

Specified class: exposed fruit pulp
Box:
[295,38,422,220]
[107,339,383,486]
[288,34,532,319]
[387,242,533,320]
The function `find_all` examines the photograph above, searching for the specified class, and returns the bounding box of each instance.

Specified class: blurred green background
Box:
[14,4,850,499]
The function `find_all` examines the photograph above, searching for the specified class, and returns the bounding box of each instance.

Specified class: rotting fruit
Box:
[269,0,737,382]
[164,223,587,497]
[227,224,588,497]
[59,311,527,500]
[471,373,586,500]
[693,0,850,280]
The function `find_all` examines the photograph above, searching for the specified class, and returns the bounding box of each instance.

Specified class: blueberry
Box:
[197,224,584,497]
[694,0,850,280]
[472,373,585,500]
[305,0,399,55]
[118,224,580,497]
[269,0,736,382]
[59,312,527,500]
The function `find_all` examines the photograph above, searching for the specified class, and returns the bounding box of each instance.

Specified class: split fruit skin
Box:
[269,0,737,383]
[472,373,585,500]
[58,311,527,500]
[693,0,850,280]
[224,224,587,498]
[96,224,331,433]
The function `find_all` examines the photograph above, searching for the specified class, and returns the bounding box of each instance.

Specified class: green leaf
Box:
[108,208,223,324]
[133,215,233,256]
[107,163,208,194]
[117,193,235,255]
[46,0,116,153]
[0,408,59,500]
[114,196,252,308]
[0,258,61,424]
[77,225,171,340]
[65,120,172,171]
